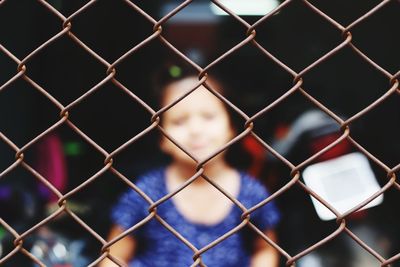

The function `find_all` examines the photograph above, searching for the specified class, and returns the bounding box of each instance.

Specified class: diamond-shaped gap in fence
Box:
[116,38,201,107]
[0,78,61,147]
[350,0,400,74]
[44,0,92,17]
[349,94,400,168]
[26,35,107,105]
[156,79,249,164]
[159,2,237,63]
[235,132,295,193]
[254,0,345,72]
[249,89,340,163]
[111,129,161,177]
[160,2,255,69]
[161,22,219,67]
[302,46,391,120]
[0,164,61,233]
[209,43,294,116]
[20,124,106,195]
[67,80,152,152]
[71,0,155,62]
[0,48,19,87]
[0,0,61,59]
[308,0,382,26]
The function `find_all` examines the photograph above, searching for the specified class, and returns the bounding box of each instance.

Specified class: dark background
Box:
[0,0,399,266]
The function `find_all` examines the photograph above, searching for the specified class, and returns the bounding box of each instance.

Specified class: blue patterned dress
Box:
[111,168,280,267]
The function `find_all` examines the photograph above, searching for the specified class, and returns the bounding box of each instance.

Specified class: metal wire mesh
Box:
[0,0,399,266]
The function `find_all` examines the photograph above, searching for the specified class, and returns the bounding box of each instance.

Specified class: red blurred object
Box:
[243,135,266,177]
[310,133,352,162]
[36,134,67,202]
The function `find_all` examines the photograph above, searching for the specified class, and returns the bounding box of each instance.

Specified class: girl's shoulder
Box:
[238,171,272,205]
[238,171,281,228]
[136,167,165,184]
[239,172,268,192]
[126,167,167,201]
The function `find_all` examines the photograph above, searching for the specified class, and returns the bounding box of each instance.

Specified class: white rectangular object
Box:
[303,152,383,221]
[210,0,280,16]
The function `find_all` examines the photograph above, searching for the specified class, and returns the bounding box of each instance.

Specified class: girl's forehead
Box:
[164,77,199,98]
[163,77,222,106]
[166,89,221,112]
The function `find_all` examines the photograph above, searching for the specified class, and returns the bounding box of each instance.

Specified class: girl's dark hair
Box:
[152,63,202,109]
[152,63,252,169]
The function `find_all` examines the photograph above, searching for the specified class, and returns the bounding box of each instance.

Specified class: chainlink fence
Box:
[0,0,400,266]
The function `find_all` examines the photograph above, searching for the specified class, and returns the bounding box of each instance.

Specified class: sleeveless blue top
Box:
[111,168,280,267]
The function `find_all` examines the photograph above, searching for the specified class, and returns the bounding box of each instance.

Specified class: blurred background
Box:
[0,0,399,266]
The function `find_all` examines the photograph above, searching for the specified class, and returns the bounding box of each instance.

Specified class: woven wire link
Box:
[0,0,399,266]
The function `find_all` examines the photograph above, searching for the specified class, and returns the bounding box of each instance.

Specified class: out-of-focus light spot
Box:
[64,142,83,156]
[52,243,67,259]
[31,243,45,259]
[169,65,182,78]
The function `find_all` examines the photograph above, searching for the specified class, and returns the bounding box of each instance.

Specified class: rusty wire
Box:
[0,0,399,266]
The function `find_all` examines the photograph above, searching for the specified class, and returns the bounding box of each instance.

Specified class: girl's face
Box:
[160,77,235,164]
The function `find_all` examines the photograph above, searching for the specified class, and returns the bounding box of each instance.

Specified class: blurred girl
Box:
[100,70,280,267]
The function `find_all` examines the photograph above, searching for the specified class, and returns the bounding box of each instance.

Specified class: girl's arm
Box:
[250,229,279,267]
[98,225,137,267]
